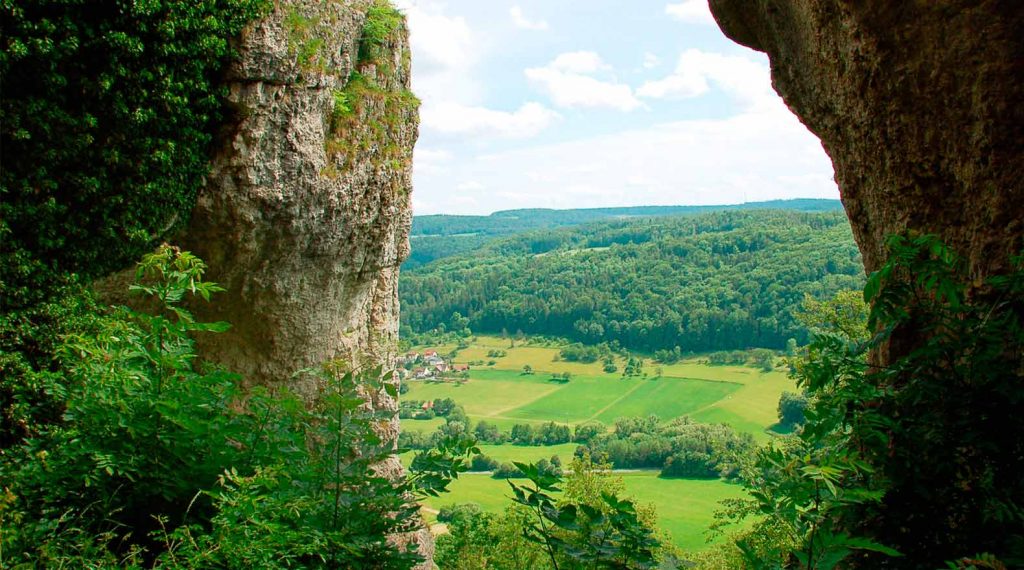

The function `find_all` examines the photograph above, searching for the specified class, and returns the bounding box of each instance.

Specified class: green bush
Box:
[1,0,271,308]
[0,246,474,568]
[720,234,1024,569]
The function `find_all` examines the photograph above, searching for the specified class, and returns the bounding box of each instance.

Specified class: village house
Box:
[413,367,432,380]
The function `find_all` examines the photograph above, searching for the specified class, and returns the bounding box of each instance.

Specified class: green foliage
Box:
[406,199,845,268]
[712,283,896,569]
[944,553,1010,570]
[721,234,1024,569]
[508,459,662,569]
[0,282,101,449]
[434,505,541,570]
[401,210,864,353]
[437,502,485,524]
[573,421,607,444]
[470,454,500,472]
[621,356,644,377]
[0,246,474,568]
[560,343,606,363]
[492,462,526,480]
[580,416,754,477]
[776,391,808,427]
[0,0,271,308]
[437,454,671,569]
[323,0,418,180]
[852,234,1024,566]
[1,246,249,565]
[358,1,405,64]
[653,346,683,364]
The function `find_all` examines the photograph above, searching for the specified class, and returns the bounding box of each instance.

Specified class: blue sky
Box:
[394,0,838,215]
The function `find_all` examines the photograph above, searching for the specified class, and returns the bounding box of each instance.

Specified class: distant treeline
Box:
[400,210,864,352]
[405,199,843,267]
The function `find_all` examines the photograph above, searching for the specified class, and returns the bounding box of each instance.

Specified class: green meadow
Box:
[402,335,795,442]
[421,470,747,553]
[402,335,793,552]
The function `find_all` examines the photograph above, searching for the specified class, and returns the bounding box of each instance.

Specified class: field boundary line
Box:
[585,381,648,422]
[661,375,745,387]
[485,384,563,417]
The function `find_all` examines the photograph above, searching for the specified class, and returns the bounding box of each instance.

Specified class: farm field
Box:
[402,335,795,442]
[420,467,747,553]
[400,335,790,554]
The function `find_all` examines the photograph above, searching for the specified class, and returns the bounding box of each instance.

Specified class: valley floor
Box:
[400,335,793,552]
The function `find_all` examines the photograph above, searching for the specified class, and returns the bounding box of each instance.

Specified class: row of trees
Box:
[402,417,588,450]
[400,210,865,353]
[578,416,756,479]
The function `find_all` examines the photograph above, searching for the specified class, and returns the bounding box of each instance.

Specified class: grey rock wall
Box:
[179,0,430,563]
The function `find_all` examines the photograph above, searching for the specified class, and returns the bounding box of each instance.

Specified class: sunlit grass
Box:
[421,470,748,552]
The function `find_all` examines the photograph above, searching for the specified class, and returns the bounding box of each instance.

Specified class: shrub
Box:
[777,391,808,427]
[492,462,525,479]
[469,454,500,472]
[0,246,475,567]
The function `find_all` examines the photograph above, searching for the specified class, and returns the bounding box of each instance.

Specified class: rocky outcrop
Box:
[708,1,1024,279]
[177,0,428,562]
[183,0,416,394]
[708,1,1024,566]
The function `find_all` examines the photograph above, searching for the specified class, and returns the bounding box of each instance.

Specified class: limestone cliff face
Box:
[183,0,416,396]
[709,1,1024,279]
[178,0,427,558]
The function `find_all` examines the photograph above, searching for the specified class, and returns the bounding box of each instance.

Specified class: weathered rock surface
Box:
[177,0,429,562]
[709,1,1024,279]
[184,0,413,394]
[709,1,1023,566]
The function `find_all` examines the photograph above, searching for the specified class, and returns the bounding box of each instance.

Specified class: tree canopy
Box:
[401,210,864,353]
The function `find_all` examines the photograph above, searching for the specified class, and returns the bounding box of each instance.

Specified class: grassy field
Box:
[421,470,747,552]
[406,335,795,441]
[403,335,791,553]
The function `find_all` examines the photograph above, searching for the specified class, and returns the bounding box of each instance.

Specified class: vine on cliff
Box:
[0,0,272,308]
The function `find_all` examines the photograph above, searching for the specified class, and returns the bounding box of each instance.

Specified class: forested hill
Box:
[405,198,843,268]
[399,210,864,352]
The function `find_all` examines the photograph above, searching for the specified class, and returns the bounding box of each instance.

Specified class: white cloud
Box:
[525,52,643,111]
[393,0,483,107]
[637,49,775,110]
[642,52,660,69]
[413,148,453,175]
[456,180,485,191]
[413,106,836,214]
[665,1,716,25]
[549,51,609,74]
[397,1,560,142]
[420,101,561,139]
[636,72,708,99]
[510,5,548,31]
[395,1,475,76]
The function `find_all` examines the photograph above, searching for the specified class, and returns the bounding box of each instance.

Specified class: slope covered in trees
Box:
[405,199,843,268]
[400,210,863,352]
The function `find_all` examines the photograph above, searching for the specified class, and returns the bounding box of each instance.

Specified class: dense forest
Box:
[401,210,864,352]
[405,199,843,267]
